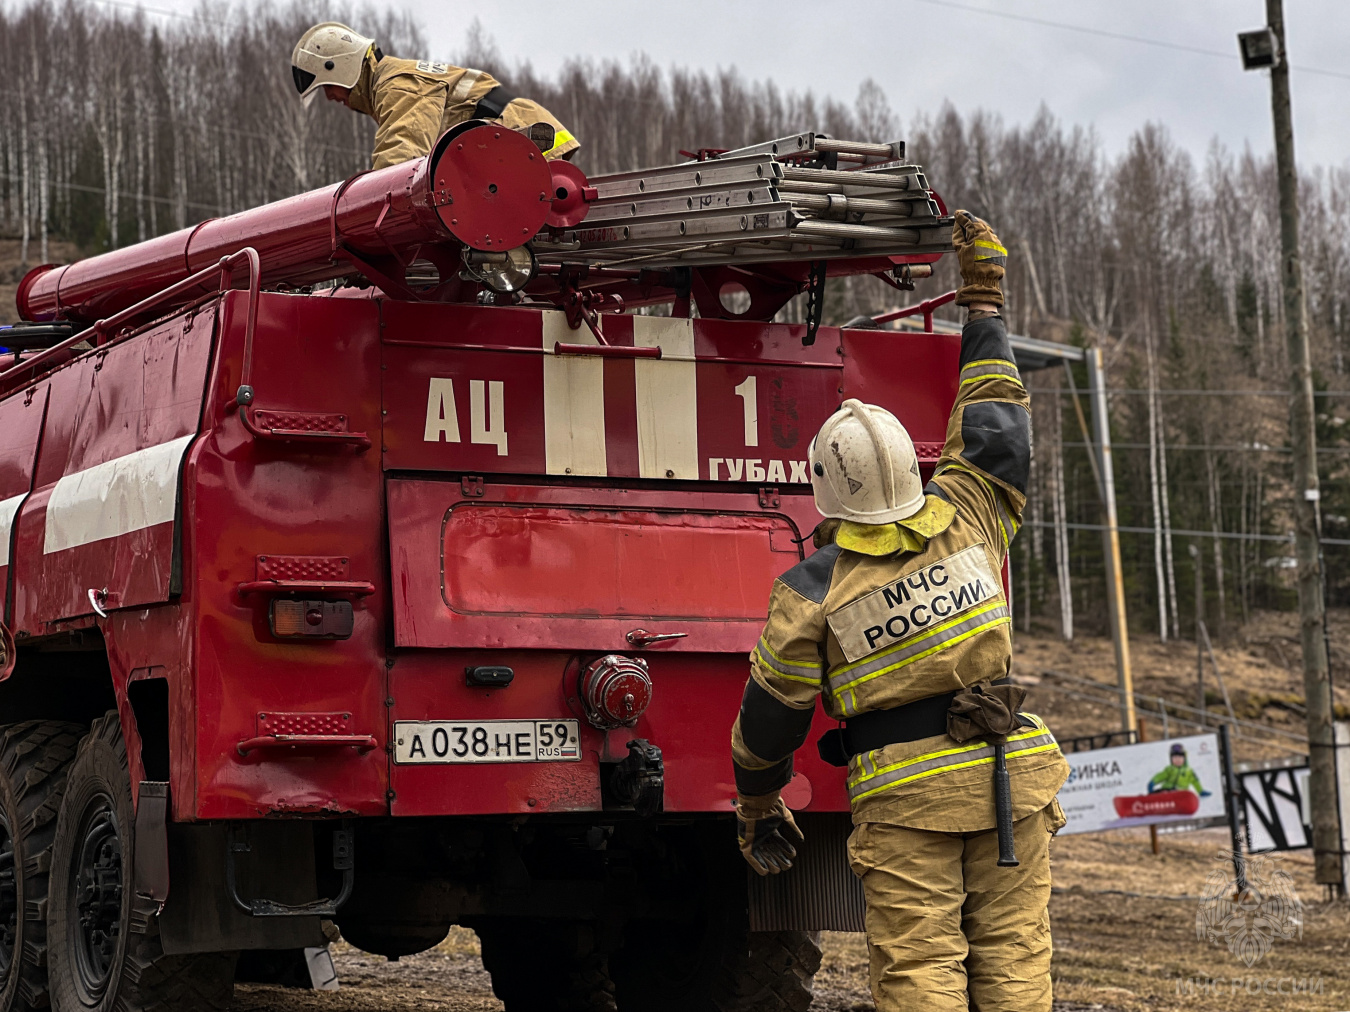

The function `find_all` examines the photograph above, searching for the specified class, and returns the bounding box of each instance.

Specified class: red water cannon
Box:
[16,123,570,324]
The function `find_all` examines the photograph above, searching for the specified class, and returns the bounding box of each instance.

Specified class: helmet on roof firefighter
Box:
[808,399,924,525]
[291,22,376,107]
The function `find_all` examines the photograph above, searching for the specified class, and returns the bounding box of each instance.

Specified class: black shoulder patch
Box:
[960,401,1030,493]
[959,316,1014,369]
[777,542,842,604]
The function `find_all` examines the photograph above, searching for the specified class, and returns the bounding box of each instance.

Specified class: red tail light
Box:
[269,599,354,640]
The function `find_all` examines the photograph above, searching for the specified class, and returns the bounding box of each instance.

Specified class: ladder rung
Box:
[793,220,922,243]
[784,193,934,218]
[813,138,903,159]
[781,166,920,189]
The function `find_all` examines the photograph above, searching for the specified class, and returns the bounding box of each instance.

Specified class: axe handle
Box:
[994,739,1019,867]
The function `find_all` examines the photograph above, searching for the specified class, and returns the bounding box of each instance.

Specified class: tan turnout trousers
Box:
[849,802,1066,1011]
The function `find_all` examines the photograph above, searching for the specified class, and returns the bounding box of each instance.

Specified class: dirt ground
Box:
[231,614,1344,1011]
[234,836,1346,1012]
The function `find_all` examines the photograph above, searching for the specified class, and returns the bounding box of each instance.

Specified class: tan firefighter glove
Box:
[736,793,804,876]
[952,210,1007,308]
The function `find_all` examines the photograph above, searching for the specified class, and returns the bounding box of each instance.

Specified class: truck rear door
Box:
[378,302,958,815]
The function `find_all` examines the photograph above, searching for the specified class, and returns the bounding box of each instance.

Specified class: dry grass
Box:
[1016,609,1347,764]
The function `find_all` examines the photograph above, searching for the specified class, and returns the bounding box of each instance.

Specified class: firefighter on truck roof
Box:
[731,212,1071,1011]
[290,22,580,171]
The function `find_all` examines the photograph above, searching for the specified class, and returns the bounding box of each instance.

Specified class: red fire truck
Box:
[0,124,956,1012]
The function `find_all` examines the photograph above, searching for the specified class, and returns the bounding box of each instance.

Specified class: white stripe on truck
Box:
[634,316,699,479]
[0,493,26,566]
[44,434,193,554]
[542,311,608,477]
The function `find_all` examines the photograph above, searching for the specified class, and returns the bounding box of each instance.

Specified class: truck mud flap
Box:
[747,811,864,932]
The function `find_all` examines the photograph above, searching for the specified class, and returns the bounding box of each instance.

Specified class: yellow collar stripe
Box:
[833,496,957,557]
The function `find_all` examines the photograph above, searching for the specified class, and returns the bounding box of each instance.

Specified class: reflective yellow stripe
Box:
[829,598,1006,680]
[959,357,1023,389]
[849,723,1050,789]
[754,639,823,684]
[544,129,577,157]
[938,463,1018,547]
[850,742,1062,802]
[960,373,1024,389]
[828,605,1011,704]
[833,614,1010,704]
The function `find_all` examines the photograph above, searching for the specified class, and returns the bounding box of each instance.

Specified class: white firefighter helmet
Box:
[291,22,375,107]
[808,399,924,524]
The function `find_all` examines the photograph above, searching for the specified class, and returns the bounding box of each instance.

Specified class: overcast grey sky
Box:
[139,0,1350,168]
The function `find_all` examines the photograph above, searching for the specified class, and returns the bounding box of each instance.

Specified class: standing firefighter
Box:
[290,22,580,170]
[732,212,1071,1011]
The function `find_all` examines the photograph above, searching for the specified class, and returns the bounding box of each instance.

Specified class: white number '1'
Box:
[734,376,758,447]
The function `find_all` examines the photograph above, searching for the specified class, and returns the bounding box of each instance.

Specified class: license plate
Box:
[393,719,581,764]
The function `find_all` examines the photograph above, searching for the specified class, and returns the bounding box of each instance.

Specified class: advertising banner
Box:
[1057,733,1226,835]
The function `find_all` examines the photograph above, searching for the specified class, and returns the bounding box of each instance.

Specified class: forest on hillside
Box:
[4,0,1350,647]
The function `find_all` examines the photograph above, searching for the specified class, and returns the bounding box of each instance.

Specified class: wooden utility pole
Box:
[1086,346,1135,732]
[1251,0,1342,892]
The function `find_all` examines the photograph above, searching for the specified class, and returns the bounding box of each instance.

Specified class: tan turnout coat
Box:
[732,315,1070,831]
[347,54,579,170]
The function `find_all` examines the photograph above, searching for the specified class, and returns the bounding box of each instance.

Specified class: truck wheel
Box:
[46,713,237,1012]
[0,720,84,1012]
[476,919,616,1012]
[613,920,821,1012]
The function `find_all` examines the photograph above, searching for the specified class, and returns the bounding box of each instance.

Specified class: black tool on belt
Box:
[473,86,517,120]
[818,681,1029,869]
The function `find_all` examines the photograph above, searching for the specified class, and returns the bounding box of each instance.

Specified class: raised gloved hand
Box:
[952,210,1007,308]
[736,793,804,876]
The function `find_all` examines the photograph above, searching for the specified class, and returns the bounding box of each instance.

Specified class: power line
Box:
[909,0,1350,82]
[0,170,222,214]
[1059,440,1350,455]
[1040,669,1309,746]
[1023,518,1350,547]
[1030,387,1350,398]
[1060,439,1350,455]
